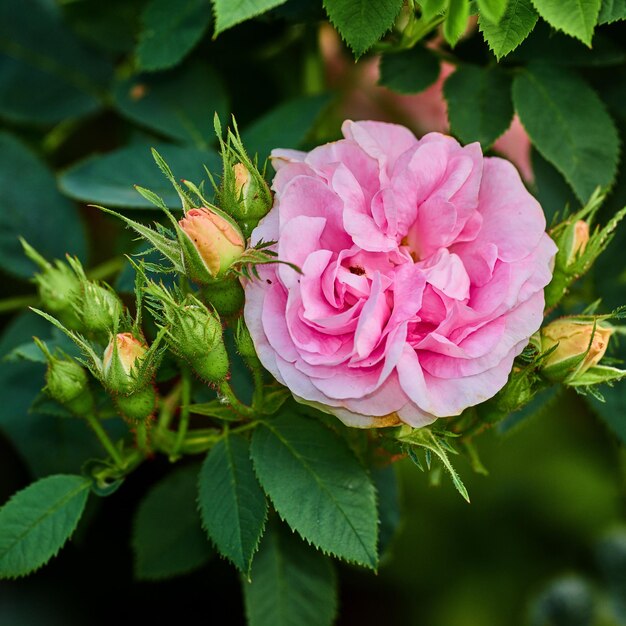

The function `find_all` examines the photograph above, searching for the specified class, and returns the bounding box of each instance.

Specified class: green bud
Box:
[45,354,94,416]
[114,386,157,423]
[78,282,123,334]
[228,163,272,234]
[201,278,244,317]
[103,332,149,394]
[235,318,260,366]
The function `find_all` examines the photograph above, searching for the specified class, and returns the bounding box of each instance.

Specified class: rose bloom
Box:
[244,121,557,427]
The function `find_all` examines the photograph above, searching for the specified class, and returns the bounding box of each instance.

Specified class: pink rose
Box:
[244,121,557,428]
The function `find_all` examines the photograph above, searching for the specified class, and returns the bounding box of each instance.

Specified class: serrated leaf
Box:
[59,143,220,209]
[198,433,267,574]
[478,0,509,22]
[479,0,538,59]
[0,133,87,279]
[132,464,212,580]
[212,0,289,35]
[0,0,111,125]
[444,64,513,147]
[242,523,338,626]
[420,0,448,20]
[512,63,620,202]
[242,93,332,162]
[112,63,228,148]
[323,0,404,57]
[378,47,440,94]
[0,475,90,578]
[443,0,470,46]
[599,0,626,22]
[136,0,212,71]
[531,0,601,45]
[250,413,378,568]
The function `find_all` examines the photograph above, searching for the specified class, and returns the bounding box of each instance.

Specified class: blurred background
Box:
[1,0,626,624]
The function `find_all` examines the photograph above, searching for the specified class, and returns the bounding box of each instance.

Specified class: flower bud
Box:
[540,319,613,383]
[567,220,590,263]
[45,354,94,416]
[231,162,272,230]
[201,277,245,317]
[179,207,245,282]
[114,386,157,423]
[235,318,260,366]
[103,333,148,393]
[79,282,123,334]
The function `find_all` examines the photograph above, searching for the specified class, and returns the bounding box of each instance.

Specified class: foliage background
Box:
[1,0,626,623]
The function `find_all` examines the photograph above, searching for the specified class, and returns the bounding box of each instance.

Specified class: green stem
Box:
[218,380,256,418]
[172,367,192,458]
[136,421,149,454]
[84,413,125,468]
[251,366,265,411]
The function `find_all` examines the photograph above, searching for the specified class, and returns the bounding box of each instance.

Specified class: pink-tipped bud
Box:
[179,207,245,280]
[566,220,590,264]
[103,333,147,391]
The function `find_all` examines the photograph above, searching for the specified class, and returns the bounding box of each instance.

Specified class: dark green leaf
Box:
[0,133,86,278]
[477,0,509,22]
[530,0,601,45]
[443,0,471,46]
[323,0,404,57]
[599,0,626,22]
[0,0,111,125]
[378,47,440,94]
[372,466,401,558]
[250,413,378,568]
[0,475,90,578]
[479,0,538,59]
[133,464,212,580]
[112,63,228,148]
[242,523,338,626]
[198,433,267,574]
[512,63,620,202]
[137,0,212,71]
[213,0,289,35]
[444,64,513,147]
[531,149,578,222]
[59,143,220,209]
[243,94,332,162]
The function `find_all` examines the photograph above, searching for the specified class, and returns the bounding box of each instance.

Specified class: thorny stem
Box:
[172,366,192,459]
[218,380,256,418]
[84,412,125,468]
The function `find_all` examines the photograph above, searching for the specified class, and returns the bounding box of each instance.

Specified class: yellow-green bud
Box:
[46,356,94,416]
[231,162,272,233]
[201,278,244,317]
[79,282,123,334]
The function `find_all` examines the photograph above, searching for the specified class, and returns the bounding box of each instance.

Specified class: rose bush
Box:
[244,120,557,427]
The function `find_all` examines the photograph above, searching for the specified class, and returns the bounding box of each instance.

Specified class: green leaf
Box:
[112,63,228,148]
[421,0,448,20]
[599,0,626,22]
[530,0,601,45]
[477,0,509,22]
[0,475,90,578]
[198,433,267,574]
[243,94,332,162]
[444,64,513,148]
[250,413,378,568]
[378,47,440,95]
[512,63,620,202]
[323,0,404,57]
[242,523,338,626]
[132,464,212,580]
[0,133,87,278]
[0,0,111,125]
[59,143,220,209]
[479,0,538,59]
[212,0,289,35]
[443,0,471,46]
[372,466,401,557]
[137,0,212,71]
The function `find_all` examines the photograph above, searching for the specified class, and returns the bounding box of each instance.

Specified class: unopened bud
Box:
[179,207,245,283]
[79,282,123,334]
[45,355,94,416]
[564,220,590,265]
[235,318,260,366]
[103,333,148,393]
[541,319,613,383]
[231,162,272,230]
[114,386,157,423]
[201,277,245,317]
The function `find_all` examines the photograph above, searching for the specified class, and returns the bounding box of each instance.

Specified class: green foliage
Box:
[0,475,90,578]
[0,133,86,278]
[443,0,471,46]
[477,0,510,23]
[444,64,513,147]
[479,0,538,59]
[212,0,289,35]
[512,63,620,202]
[0,0,111,125]
[242,523,338,626]
[372,465,402,557]
[599,0,626,23]
[323,0,404,57]
[59,144,220,209]
[378,47,441,94]
[112,63,229,147]
[136,0,212,71]
[242,94,332,161]
[198,433,267,575]
[132,464,212,580]
[530,0,601,45]
[250,413,378,568]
